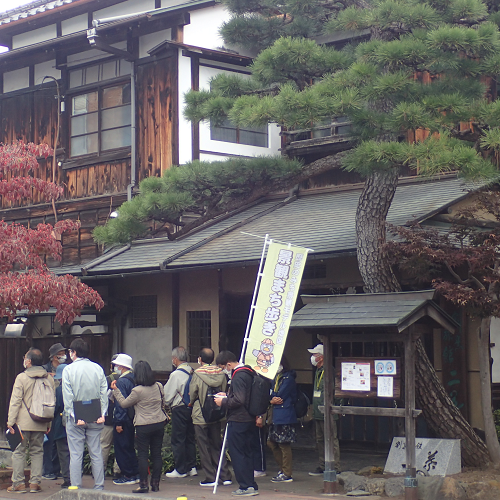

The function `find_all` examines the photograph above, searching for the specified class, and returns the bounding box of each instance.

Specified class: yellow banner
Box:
[244,242,308,380]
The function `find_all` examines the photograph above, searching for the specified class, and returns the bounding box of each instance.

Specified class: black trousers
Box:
[194,423,231,483]
[171,405,196,474]
[113,420,138,478]
[227,421,258,491]
[135,422,165,484]
[251,425,267,472]
[42,432,60,476]
[55,438,70,483]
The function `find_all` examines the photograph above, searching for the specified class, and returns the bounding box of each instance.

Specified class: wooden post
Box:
[404,330,418,500]
[320,334,338,494]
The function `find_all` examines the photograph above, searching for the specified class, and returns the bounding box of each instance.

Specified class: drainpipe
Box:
[87,22,136,201]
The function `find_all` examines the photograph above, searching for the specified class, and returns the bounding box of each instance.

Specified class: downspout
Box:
[87,21,137,201]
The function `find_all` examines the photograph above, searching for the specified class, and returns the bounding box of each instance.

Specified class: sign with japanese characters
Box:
[244,242,308,380]
[384,437,461,476]
[341,362,371,391]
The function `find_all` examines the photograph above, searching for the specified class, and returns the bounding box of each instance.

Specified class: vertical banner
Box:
[244,242,308,380]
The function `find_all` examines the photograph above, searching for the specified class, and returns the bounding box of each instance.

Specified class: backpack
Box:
[233,366,271,417]
[177,367,193,407]
[201,385,226,423]
[24,377,55,422]
[294,389,311,418]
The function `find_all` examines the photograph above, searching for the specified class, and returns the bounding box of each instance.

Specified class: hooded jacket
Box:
[221,365,254,423]
[7,366,54,432]
[189,364,228,425]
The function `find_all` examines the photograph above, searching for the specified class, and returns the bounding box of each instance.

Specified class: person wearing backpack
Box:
[267,357,297,483]
[189,348,232,487]
[7,348,55,493]
[111,353,139,486]
[163,346,197,479]
[214,351,259,497]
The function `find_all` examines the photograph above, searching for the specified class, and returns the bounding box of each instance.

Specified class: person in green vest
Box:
[307,344,340,476]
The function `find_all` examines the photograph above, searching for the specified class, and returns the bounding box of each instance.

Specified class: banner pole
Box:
[239,233,270,364]
[212,424,229,495]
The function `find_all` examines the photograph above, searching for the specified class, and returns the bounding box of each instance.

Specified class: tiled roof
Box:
[290,290,458,331]
[0,0,82,25]
[78,176,472,276]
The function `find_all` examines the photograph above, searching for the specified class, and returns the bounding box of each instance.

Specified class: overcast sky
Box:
[1,0,34,15]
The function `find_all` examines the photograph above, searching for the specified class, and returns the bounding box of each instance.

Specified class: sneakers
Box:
[113,476,138,485]
[271,473,293,483]
[223,480,233,486]
[29,484,42,493]
[42,473,57,480]
[60,481,71,489]
[308,467,324,476]
[189,467,198,477]
[231,487,259,496]
[200,480,216,486]
[253,470,266,478]
[165,469,187,478]
[7,484,27,493]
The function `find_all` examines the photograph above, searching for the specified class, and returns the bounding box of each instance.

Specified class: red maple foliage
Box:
[0,141,103,324]
[386,189,500,317]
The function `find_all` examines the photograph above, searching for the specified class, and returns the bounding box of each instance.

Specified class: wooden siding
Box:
[136,54,177,181]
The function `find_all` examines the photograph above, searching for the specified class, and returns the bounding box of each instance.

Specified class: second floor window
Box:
[70,83,131,157]
[211,118,268,147]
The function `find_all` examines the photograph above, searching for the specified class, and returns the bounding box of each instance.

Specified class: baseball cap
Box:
[307,344,324,355]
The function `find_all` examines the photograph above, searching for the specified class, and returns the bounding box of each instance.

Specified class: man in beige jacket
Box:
[7,348,55,493]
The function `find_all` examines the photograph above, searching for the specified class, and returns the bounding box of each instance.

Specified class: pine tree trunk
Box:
[356,169,490,467]
[479,316,500,465]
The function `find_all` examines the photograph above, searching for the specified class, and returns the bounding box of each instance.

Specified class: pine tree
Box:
[94,0,500,465]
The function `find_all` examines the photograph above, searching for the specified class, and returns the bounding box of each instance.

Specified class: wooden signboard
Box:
[335,357,401,399]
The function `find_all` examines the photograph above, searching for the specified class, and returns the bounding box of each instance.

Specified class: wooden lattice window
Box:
[130,295,157,328]
[187,311,211,362]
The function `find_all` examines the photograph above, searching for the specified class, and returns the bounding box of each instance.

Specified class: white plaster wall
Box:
[183,4,229,50]
[94,0,155,21]
[198,65,281,157]
[178,51,193,165]
[139,29,171,59]
[61,14,88,36]
[491,317,500,383]
[12,24,57,49]
[3,67,30,93]
[123,326,173,371]
[34,60,61,85]
[66,42,128,67]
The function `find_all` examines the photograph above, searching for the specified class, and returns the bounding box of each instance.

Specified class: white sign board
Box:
[341,362,371,391]
[384,437,461,476]
[377,376,393,397]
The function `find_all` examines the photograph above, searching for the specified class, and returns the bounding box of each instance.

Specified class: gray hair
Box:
[172,346,188,362]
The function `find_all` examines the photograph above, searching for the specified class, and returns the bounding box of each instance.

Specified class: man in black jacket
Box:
[215,351,259,497]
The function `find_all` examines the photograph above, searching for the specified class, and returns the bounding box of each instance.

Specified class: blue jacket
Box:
[113,371,135,424]
[52,384,67,441]
[270,370,297,425]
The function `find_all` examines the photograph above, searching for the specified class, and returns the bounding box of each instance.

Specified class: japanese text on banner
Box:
[244,242,308,380]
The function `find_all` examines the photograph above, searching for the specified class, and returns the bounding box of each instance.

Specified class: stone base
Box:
[0,468,30,490]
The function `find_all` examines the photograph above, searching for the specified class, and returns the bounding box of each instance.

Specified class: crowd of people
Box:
[6,339,339,497]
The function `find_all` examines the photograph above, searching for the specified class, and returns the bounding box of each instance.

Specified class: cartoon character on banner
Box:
[252,338,275,373]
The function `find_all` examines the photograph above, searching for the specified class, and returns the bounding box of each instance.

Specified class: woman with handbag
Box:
[111,360,168,493]
[267,356,297,483]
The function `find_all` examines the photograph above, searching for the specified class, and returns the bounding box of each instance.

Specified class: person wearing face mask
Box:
[62,338,108,490]
[41,343,67,480]
[307,344,340,476]
[267,356,297,483]
[6,348,54,493]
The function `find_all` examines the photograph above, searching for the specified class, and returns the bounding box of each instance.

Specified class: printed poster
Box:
[377,376,394,397]
[341,362,371,391]
[244,242,308,380]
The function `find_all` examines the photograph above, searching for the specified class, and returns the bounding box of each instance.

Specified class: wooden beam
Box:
[326,333,405,343]
[330,406,422,418]
[319,334,338,494]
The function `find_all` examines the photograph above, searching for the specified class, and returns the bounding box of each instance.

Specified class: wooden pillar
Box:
[404,330,418,500]
[320,334,338,494]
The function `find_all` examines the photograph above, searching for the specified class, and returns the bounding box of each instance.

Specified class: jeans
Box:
[170,405,196,474]
[135,422,165,484]
[11,431,44,487]
[66,417,105,489]
[227,421,258,491]
[113,420,138,478]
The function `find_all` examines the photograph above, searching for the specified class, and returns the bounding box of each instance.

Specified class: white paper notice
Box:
[341,362,371,391]
[377,376,393,397]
